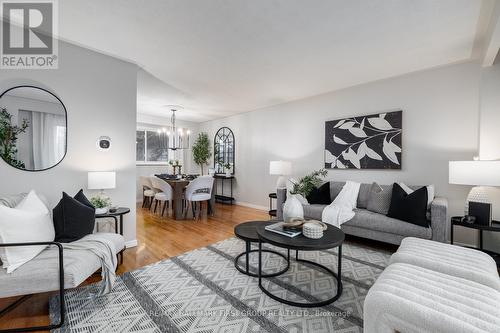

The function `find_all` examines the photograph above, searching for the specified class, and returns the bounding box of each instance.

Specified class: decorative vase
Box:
[225,171,231,177]
[283,195,304,222]
[95,207,108,215]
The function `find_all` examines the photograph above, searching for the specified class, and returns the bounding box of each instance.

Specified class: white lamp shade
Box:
[449,161,500,186]
[269,161,292,175]
[88,171,116,190]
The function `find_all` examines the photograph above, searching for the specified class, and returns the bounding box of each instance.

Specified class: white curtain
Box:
[31,111,66,169]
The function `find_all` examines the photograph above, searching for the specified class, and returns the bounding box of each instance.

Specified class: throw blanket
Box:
[63,234,117,295]
[322,181,360,228]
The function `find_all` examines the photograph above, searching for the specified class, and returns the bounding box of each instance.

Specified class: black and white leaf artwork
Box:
[324,110,402,169]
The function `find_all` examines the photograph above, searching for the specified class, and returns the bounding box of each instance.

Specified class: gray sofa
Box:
[277,181,448,245]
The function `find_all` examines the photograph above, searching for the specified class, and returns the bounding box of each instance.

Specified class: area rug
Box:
[49,237,393,332]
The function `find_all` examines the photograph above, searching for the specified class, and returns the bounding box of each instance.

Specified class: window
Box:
[136,129,169,164]
[136,130,145,162]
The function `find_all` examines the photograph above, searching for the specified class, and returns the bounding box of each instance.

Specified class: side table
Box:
[268,193,277,218]
[96,207,130,264]
[214,174,235,204]
[451,216,500,266]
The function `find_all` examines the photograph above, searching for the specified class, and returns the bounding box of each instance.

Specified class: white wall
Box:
[479,63,500,252]
[200,61,482,241]
[135,113,200,200]
[0,40,138,244]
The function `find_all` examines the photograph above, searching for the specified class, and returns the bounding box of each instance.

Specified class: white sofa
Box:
[364,237,500,333]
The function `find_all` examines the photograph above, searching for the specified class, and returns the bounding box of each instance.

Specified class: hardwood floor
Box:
[0,202,269,332]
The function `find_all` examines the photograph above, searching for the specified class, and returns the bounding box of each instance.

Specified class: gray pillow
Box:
[366,182,393,215]
[356,183,371,209]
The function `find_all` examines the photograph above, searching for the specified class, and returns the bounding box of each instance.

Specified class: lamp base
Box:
[276,176,287,189]
[465,186,493,215]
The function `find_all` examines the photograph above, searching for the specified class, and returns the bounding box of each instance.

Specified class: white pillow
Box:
[398,183,435,207]
[0,190,55,273]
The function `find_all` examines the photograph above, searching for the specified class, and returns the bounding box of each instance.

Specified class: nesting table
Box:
[234,221,289,277]
[234,220,345,308]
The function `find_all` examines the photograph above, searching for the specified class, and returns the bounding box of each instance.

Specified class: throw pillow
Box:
[366,182,393,215]
[53,190,96,243]
[306,182,331,205]
[356,183,371,209]
[398,182,435,207]
[0,190,55,273]
[74,189,94,208]
[387,183,429,227]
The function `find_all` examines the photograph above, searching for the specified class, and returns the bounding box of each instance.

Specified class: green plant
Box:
[0,108,29,169]
[216,159,231,170]
[290,169,328,197]
[192,132,211,175]
[90,196,112,208]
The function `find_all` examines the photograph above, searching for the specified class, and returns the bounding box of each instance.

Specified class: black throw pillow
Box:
[306,182,331,205]
[387,183,429,227]
[74,189,94,209]
[53,190,96,243]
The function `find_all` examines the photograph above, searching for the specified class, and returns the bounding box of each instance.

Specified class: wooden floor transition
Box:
[0,202,268,332]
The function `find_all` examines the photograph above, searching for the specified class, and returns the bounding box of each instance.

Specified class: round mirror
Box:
[0,86,67,171]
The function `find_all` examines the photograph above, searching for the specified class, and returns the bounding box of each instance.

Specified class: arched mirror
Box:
[0,86,67,171]
[214,127,234,174]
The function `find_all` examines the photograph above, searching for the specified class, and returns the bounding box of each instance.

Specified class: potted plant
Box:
[192,132,211,175]
[0,107,29,169]
[283,168,327,222]
[90,195,112,214]
[224,162,232,177]
[290,169,328,198]
[168,160,174,174]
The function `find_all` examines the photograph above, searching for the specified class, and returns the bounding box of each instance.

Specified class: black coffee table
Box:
[234,221,290,277]
[257,223,345,308]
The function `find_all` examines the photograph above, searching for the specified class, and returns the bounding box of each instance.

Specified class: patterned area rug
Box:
[50,237,393,332]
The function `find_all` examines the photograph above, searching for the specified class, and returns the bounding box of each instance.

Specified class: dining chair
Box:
[139,176,156,208]
[150,176,174,216]
[183,175,214,219]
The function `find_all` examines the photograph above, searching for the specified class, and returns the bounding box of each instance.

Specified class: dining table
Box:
[155,175,216,220]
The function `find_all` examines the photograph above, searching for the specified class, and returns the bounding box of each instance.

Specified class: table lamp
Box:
[270,161,292,189]
[449,161,500,219]
[88,171,116,196]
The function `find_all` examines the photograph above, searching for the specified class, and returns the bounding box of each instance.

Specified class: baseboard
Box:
[234,201,268,211]
[125,239,138,248]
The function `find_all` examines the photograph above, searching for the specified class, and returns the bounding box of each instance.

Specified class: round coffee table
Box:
[234,221,290,277]
[257,223,345,308]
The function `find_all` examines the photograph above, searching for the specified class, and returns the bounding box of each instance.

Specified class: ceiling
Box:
[56,0,488,122]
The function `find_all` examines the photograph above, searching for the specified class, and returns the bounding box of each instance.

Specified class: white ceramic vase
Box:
[95,207,108,215]
[283,195,304,222]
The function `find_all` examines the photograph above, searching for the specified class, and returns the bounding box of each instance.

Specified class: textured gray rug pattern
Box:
[50,237,392,332]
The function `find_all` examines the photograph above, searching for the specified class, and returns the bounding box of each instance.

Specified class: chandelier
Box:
[157,106,190,150]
